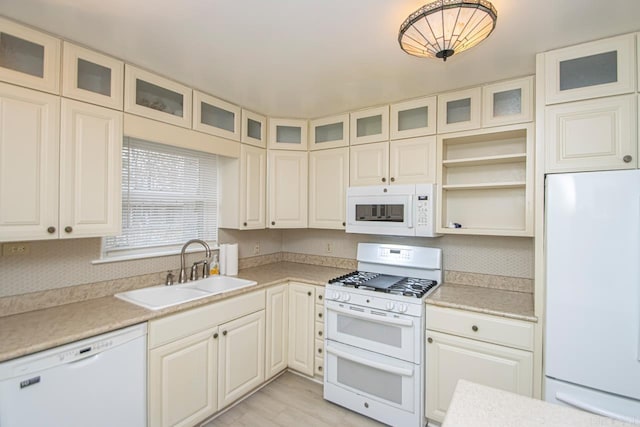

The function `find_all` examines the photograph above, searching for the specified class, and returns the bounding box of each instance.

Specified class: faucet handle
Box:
[203,260,210,278]
[165,271,175,286]
[190,263,199,281]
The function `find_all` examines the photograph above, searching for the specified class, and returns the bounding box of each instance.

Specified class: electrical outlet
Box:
[326,242,333,253]
[253,242,260,255]
[2,242,31,256]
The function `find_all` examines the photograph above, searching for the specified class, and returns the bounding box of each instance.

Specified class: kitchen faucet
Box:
[178,239,212,284]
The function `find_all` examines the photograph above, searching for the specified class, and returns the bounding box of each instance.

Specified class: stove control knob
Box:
[341,293,351,302]
[331,292,341,300]
[398,304,408,313]
[385,302,396,311]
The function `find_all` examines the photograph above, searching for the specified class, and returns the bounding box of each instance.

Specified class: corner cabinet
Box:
[288,282,316,376]
[425,305,534,423]
[268,118,308,151]
[436,123,534,236]
[267,150,308,228]
[309,147,349,229]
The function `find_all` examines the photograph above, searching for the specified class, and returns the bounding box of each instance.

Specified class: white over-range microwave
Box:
[346,184,439,237]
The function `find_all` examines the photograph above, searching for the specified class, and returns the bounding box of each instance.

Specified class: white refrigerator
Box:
[545,170,640,423]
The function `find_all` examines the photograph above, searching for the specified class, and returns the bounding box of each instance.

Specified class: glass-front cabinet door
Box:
[437,87,482,134]
[544,33,636,105]
[124,65,192,128]
[193,91,241,140]
[268,118,308,150]
[482,76,533,128]
[390,96,437,139]
[309,113,349,150]
[350,106,389,145]
[241,109,266,148]
[62,42,124,110]
[0,17,61,94]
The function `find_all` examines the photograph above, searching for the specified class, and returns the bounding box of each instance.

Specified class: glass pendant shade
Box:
[398,0,497,61]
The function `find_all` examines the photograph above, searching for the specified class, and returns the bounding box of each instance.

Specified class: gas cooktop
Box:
[328,271,438,298]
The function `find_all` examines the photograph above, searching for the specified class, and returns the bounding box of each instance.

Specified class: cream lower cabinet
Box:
[265,283,289,379]
[349,136,436,186]
[308,147,349,229]
[425,305,534,423]
[218,310,265,409]
[267,150,308,228]
[149,327,218,427]
[288,282,316,376]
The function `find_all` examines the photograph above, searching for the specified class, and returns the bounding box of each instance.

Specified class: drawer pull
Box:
[318,331,323,337]
[318,348,323,354]
[318,312,323,318]
[318,295,323,300]
[427,337,433,344]
[472,325,478,332]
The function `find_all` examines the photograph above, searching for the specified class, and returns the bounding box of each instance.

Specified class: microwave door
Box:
[346,195,414,236]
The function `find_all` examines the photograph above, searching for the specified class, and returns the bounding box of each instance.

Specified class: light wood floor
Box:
[202,372,387,427]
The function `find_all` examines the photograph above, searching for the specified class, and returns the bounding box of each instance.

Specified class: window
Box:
[103,137,217,258]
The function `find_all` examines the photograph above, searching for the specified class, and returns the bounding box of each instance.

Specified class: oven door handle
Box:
[327,305,414,327]
[327,345,414,377]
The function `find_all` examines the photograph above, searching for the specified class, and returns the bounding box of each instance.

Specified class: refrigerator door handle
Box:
[555,392,639,424]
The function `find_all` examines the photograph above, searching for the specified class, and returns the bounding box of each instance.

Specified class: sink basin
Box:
[115,276,257,310]
[181,276,257,294]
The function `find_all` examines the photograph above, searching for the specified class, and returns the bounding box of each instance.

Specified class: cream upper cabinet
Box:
[219,144,266,230]
[265,284,289,380]
[389,136,437,185]
[0,17,61,94]
[148,327,218,427]
[218,310,265,410]
[124,64,192,128]
[288,282,315,376]
[425,305,534,423]
[193,91,241,141]
[482,77,534,128]
[241,109,267,148]
[62,42,124,110]
[545,95,637,173]
[267,150,308,228]
[350,106,390,145]
[437,123,534,237]
[0,83,59,242]
[544,33,636,105]
[59,99,122,239]
[437,87,482,133]
[268,118,308,150]
[390,96,437,139]
[350,136,436,186]
[309,113,349,150]
[309,147,349,229]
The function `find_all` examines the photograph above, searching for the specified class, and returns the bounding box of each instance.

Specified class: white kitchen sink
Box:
[115,276,257,310]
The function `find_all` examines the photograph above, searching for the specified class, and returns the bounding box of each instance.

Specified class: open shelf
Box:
[442,181,526,190]
[442,153,527,167]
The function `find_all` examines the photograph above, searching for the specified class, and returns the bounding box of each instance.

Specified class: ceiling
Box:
[1,0,639,118]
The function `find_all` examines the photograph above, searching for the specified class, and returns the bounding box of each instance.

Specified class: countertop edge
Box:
[425,299,538,323]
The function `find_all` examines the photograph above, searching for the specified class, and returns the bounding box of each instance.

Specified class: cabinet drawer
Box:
[315,338,324,358]
[316,287,325,304]
[149,289,265,349]
[315,321,324,340]
[315,303,324,322]
[426,305,534,351]
[314,356,324,376]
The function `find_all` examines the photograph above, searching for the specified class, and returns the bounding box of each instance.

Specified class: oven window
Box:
[355,204,404,222]
[337,314,402,347]
[337,358,403,404]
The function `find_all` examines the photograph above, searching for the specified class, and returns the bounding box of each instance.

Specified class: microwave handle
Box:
[407,195,414,229]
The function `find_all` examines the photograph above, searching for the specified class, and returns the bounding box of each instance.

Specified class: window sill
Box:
[92,242,219,265]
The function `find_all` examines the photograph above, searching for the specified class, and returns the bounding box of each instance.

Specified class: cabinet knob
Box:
[623,155,633,163]
[342,222,346,227]
[427,337,433,343]
[318,331,323,337]
[213,333,219,339]
[318,348,322,354]
[381,177,386,183]
[271,221,275,226]
[308,291,312,296]
[64,226,73,233]
[318,295,323,300]
[318,366,322,371]
[472,325,479,332]
[223,330,227,336]
[47,226,56,234]
[243,222,247,226]
[390,177,395,182]
[318,312,323,318]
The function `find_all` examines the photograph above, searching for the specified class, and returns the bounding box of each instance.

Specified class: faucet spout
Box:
[179,239,212,283]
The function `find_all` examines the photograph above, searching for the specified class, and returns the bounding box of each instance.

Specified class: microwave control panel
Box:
[414,183,439,237]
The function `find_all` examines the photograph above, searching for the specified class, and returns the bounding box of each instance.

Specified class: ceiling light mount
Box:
[398,0,498,62]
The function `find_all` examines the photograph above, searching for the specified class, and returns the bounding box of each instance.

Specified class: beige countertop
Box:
[0,261,534,363]
[427,282,536,322]
[443,380,634,427]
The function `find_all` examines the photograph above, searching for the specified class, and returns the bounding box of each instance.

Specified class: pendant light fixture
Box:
[398,0,497,61]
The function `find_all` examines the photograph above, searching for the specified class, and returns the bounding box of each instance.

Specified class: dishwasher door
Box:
[0,323,147,427]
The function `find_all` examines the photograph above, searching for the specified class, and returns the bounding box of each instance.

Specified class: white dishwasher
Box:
[0,323,147,427]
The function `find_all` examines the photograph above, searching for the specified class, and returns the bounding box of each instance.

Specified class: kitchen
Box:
[0,0,639,426]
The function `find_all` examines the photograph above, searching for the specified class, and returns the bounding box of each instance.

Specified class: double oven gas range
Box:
[323,243,442,427]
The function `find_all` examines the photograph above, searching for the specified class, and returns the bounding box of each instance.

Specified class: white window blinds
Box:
[104,137,217,257]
